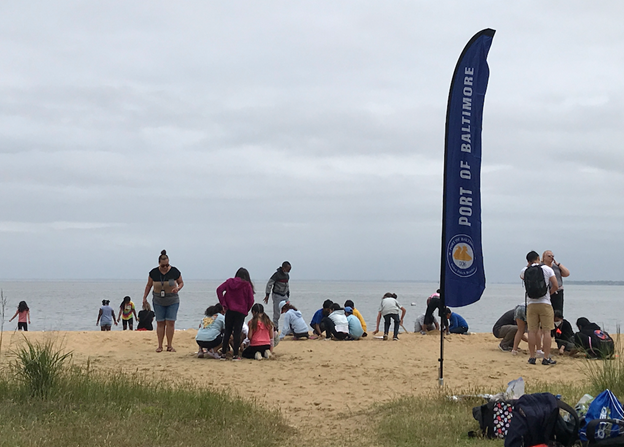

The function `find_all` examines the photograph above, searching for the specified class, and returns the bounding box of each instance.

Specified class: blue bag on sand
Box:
[580,389,624,442]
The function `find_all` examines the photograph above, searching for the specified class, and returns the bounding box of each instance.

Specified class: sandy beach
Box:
[0,330,589,436]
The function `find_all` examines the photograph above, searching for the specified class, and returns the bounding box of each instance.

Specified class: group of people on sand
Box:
[17,246,603,365]
[96,297,155,332]
[492,250,614,365]
[412,290,470,336]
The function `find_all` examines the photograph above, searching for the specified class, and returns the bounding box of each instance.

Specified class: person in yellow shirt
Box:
[344,300,367,337]
[118,296,138,330]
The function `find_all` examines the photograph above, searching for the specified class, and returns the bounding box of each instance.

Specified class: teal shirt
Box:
[347,314,364,339]
[196,313,225,342]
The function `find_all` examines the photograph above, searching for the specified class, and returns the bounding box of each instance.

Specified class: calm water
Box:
[0,280,622,334]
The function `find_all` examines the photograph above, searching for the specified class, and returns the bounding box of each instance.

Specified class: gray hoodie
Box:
[265,267,290,297]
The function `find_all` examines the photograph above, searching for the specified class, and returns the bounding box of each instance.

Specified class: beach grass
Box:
[373,382,587,447]
[582,336,624,397]
[0,341,292,447]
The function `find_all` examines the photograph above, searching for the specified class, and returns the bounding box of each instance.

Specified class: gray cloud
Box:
[1,1,623,283]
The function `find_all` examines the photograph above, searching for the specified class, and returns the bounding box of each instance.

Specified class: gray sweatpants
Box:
[272,293,287,328]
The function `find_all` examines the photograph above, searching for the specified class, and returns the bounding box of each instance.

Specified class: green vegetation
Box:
[11,338,72,398]
[583,342,624,397]
[0,339,291,447]
[373,382,588,447]
[4,337,624,447]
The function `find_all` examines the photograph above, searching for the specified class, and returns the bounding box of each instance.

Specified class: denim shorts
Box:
[153,301,179,322]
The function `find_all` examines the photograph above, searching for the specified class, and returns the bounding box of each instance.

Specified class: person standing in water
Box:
[264,261,291,328]
[142,250,184,352]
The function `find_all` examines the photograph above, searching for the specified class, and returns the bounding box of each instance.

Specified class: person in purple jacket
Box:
[217,267,256,361]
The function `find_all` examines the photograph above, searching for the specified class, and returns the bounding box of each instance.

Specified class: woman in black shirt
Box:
[142,250,184,352]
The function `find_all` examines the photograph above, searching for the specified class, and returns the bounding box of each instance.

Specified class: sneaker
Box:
[263,350,271,359]
[197,351,205,358]
[528,357,536,365]
[393,337,399,341]
[219,354,227,361]
[208,351,221,360]
[499,344,512,352]
[232,356,241,361]
[254,352,262,361]
[542,357,557,365]
[536,350,545,359]
[420,331,427,335]
[383,334,388,340]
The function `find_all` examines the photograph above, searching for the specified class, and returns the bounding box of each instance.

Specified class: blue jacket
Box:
[310,309,324,326]
[449,312,468,331]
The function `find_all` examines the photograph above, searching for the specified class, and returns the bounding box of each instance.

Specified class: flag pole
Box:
[438,28,495,386]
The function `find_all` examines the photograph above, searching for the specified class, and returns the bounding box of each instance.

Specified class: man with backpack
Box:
[520,250,559,365]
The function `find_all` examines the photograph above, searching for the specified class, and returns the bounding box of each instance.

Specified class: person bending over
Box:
[373,293,406,341]
[444,307,469,335]
[344,300,367,337]
[310,300,333,337]
[280,301,312,340]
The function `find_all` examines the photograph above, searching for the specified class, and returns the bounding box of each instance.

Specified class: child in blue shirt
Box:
[345,307,364,339]
[444,307,469,334]
[196,303,225,359]
[310,300,333,337]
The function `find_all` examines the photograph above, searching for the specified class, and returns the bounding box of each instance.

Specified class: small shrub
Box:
[11,338,72,398]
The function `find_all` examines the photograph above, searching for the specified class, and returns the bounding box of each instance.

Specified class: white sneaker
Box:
[536,350,545,359]
[254,351,263,360]
[263,350,272,359]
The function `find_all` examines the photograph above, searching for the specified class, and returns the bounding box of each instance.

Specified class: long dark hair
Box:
[120,296,131,308]
[18,301,29,312]
[235,267,255,293]
[205,303,223,316]
[249,303,273,333]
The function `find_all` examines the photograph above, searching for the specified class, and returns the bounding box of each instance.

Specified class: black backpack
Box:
[524,264,548,299]
[589,330,615,358]
[503,393,579,447]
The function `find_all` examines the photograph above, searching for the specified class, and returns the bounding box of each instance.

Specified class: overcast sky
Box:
[1,1,623,282]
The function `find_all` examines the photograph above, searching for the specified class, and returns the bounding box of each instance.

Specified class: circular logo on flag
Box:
[447,234,478,277]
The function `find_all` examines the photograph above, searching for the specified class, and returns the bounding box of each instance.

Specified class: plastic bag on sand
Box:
[505,377,525,400]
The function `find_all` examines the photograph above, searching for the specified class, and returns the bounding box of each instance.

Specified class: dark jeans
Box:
[242,344,271,359]
[223,310,246,356]
[321,316,348,339]
[551,290,564,313]
[450,326,468,334]
[424,298,440,325]
[313,321,327,336]
[384,313,400,338]
[197,335,223,351]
